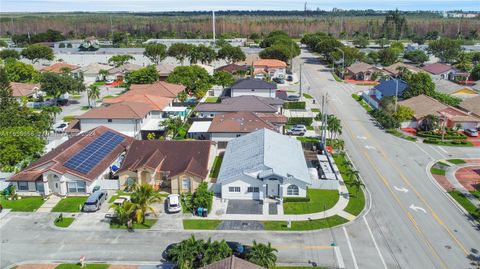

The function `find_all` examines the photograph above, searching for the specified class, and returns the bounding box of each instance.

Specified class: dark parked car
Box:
[464,128,478,137]
[162,243,177,260]
[273,77,285,84]
[286,95,300,101]
[226,241,251,258]
[286,75,293,81]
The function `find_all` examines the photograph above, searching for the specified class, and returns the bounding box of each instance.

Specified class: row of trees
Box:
[168,235,278,269]
[258,30,300,63]
[0,44,54,64]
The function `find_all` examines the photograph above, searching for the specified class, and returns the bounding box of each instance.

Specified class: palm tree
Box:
[246,241,278,269]
[98,69,109,81]
[200,239,232,266]
[160,116,184,138]
[130,183,163,224]
[110,200,135,226]
[87,85,100,108]
[169,235,204,269]
[327,115,342,140]
[349,177,365,196]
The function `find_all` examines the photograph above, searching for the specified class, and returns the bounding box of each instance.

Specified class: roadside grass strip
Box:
[262,215,349,231]
[110,219,157,229]
[447,159,467,165]
[351,94,373,113]
[54,217,75,228]
[183,219,222,230]
[52,197,88,212]
[448,190,479,221]
[332,154,366,216]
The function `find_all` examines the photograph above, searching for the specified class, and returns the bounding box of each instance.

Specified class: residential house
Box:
[195,95,284,118]
[156,64,175,80]
[433,78,479,100]
[253,59,287,78]
[40,62,81,74]
[8,126,132,196]
[72,63,112,84]
[78,36,100,51]
[229,79,277,98]
[383,62,421,77]
[107,63,143,82]
[238,54,260,66]
[398,94,480,129]
[459,95,480,118]
[363,79,408,109]
[217,128,311,200]
[345,62,383,81]
[10,82,41,100]
[421,63,457,80]
[199,256,264,269]
[116,140,215,194]
[215,63,249,75]
[188,111,287,148]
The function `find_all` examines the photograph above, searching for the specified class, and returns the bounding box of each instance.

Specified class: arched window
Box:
[287,185,299,196]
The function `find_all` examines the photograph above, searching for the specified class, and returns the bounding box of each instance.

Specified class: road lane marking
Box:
[363,216,388,269]
[409,204,427,213]
[429,145,447,159]
[394,186,409,193]
[343,227,359,269]
[364,145,376,150]
[356,136,367,140]
[413,143,435,160]
[363,152,447,269]
[334,246,346,269]
[303,245,335,249]
[438,146,448,154]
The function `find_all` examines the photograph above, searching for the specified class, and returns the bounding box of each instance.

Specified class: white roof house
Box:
[217,128,311,200]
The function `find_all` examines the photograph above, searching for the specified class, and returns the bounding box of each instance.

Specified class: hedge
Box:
[283,197,311,203]
[417,131,466,140]
[287,117,313,126]
[283,101,306,109]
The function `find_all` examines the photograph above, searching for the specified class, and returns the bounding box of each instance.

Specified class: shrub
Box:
[287,117,313,126]
[191,182,213,212]
[370,110,400,129]
[417,131,466,140]
[283,101,306,109]
[424,138,439,144]
[284,197,310,203]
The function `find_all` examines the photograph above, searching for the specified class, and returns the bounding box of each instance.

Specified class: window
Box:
[182,178,191,190]
[287,185,299,196]
[36,181,45,193]
[77,181,86,192]
[236,134,242,137]
[18,181,28,191]
[247,187,259,193]
[68,181,87,193]
[107,119,112,122]
[229,186,240,193]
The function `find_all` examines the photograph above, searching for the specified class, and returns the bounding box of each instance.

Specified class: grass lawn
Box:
[0,196,45,212]
[423,140,473,147]
[52,197,88,212]
[183,219,221,230]
[351,94,373,113]
[81,106,91,111]
[205,96,219,103]
[55,264,109,269]
[63,115,76,122]
[430,167,446,176]
[110,219,157,229]
[332,72,343,82]
[447,159,466,165]
[103,95,115,99]
[283,189,339,215]
[448,190,479,220]
[54,217,75,228]
[262,215,348,231]
[332,154,366,216]
[209,155,223,178]
[71,94,82,99]
[303,93,313,99]
[91,81,106,87]
[311,108,320,113]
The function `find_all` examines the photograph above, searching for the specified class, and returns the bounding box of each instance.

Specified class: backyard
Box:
[0,196,45,212]
[209,155,223,179]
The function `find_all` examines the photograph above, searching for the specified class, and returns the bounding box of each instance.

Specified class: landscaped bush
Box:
[287,117,313,126]
[417,131,466,140]
[283,197,310,203]
[283,101,306,109]
[370,110,400,129]
[424,138,440,144]
[191,182,213,212]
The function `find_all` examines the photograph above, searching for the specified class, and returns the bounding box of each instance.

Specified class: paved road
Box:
[1,50,479,269]
[297,50,480,269]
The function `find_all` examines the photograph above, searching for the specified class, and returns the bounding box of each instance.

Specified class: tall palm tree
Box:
[130,183,163,224]
[110,200,135,226]
[246,241,278,269]
[87,85,101,108]
[349,177,365,196]
[346,168,360,182]
[327,115,342,140]
[169,235,204,269]
[200,239,232,266]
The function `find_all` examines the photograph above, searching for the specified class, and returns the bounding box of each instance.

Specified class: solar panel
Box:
[64,131,125,174]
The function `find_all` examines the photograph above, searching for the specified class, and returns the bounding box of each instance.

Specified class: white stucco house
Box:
[230,79,277,98]
[217,128,311,200]
[8,127,132,196]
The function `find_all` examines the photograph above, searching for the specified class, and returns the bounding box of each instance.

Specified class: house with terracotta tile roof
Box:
[253,59,287,78]
[40,62,81,74]
[345,62,383,81]
[116,140,215,194]
[8,126,132,196]
[398,94,480,129]
[199,256,264,269]
[10,82,41,100]
[421,63,457,80]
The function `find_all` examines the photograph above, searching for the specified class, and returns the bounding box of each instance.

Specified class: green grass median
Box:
[183,219,221,230]
[262,215,348,231]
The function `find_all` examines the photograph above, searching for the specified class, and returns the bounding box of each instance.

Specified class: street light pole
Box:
[299,63,303,98]
[336,48,345,79]
[394,78,399,114]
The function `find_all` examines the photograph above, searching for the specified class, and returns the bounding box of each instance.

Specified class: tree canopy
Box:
[0,49,20,60]
[377,48,401,66]
[428,38,462,63]
[189,45,217,65]
[403,72,435,98]
[143,43,168,65]
[20,44,54,64]
[259,30,300,63]
[167,65,212,98]
[167,43,194,65]
[216,44,246,64]
[125,65,159,84]
[213,71,235,89]
[40,72,85,103]
[404,50,428,65]
[108,55,134,67]
[4,59,39,83]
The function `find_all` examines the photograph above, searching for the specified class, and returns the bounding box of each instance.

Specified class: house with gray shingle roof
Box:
[217,129,311,200]
[230,78,277,98]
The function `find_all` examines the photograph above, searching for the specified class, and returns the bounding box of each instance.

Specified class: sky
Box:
[1,0,479,12]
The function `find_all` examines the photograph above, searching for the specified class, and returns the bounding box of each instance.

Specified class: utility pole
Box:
[212,10,216,43]
[299,63,303,98]
[110,16,114,41]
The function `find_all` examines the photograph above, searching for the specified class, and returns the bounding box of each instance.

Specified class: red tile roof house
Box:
[421,63,458,80]
[10,82,41,100]
[253,59,287,79]
[116,140,215,193]
[8,126,132,196]
[40,62,81,74]
[344,62,383,81]
[398,94,480,130]
[77,81,185,139]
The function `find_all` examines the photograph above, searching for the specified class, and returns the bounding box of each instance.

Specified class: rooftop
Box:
[231,78,276,90]
[40,62,80,73]
[346,62,378,74]
[78,102,153,119]
[195,95,283,113]
[383,62,422,76]
[208,112,277,133]
[374,79,408,97]
[10,82,40,97]
[199,256,264,269]
[460,95,480,116]
[421,63,454,75]
[107,63,143,74]
[253,59,287,68]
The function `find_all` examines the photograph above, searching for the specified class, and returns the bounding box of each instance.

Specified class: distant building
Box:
[253,59,287,78]
[421,63,457,80]
[143,38,247,47]
[195,95,284,118]
[345,62,383,81]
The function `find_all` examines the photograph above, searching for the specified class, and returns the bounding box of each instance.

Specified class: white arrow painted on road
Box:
[394,186,409,193]
[409,204,427,213]
[356,136,367,140]
[365,145,376,150]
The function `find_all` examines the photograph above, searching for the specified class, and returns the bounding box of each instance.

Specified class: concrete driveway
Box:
[226,200,263,215]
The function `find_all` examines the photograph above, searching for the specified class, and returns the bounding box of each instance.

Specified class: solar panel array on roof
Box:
[64,131,125,174]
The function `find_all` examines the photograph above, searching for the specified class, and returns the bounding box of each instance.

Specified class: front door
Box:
[267,179,279,197]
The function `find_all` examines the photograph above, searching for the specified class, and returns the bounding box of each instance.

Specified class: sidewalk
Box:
[444,163,480,208]
[36,195,61,213]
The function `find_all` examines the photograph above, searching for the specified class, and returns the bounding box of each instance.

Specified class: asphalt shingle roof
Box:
[231,79,276,90]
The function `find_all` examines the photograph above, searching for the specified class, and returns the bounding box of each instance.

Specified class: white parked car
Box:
[53,122,69,133]
[293,124,307,132]
[286,127,306,136]
[167,194,182,213]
